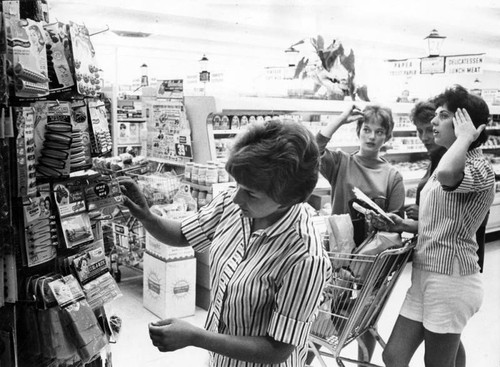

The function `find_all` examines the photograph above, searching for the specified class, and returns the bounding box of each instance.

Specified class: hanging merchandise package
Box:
[35,275,80,364]
[44,22,76,95]
[49,275,108,364]
[5,15,49,99]
[71,100,93,169]
[83,174,123,211]
[87,100,112,155]
[68,21,101,97]
[14,107,37,197]
[35,101,74,178]
[23,183,58,267]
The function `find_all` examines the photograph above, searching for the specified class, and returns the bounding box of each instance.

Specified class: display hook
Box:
[90,25,110,37]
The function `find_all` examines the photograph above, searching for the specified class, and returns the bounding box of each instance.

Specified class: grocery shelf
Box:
[117,118,146,123]
[212,130,239,135]
[147,157,188,167]
[385,148,428,154]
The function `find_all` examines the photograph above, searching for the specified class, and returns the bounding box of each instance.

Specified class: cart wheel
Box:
[114,269,122,283]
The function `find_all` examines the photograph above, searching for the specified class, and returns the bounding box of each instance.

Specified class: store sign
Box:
[386,58,421,77]
[157,79,183,99]
[421,56,445,74]
[265,66,288,80]
[445,54,484,74]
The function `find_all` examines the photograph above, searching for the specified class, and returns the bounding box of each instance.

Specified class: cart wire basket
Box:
[308,237,416,367]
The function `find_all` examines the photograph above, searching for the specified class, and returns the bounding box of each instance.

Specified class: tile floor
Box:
[107,237,500,367]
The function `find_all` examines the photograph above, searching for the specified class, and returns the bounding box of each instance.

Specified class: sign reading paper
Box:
[445,54,484,74]
[386,58,421,77]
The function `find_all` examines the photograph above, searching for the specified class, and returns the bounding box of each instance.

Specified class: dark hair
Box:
[356,104,394,141]
[410,100,436,125]
[432,84,489,149]
[226,119,320,206]
[77,257,88,271]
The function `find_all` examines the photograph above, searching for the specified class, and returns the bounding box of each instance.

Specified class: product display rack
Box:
[0,4,121,366]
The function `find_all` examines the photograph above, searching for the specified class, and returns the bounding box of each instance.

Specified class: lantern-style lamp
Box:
[424,29,446,57]
[199,54,210,83]
[284,46,300,67]
[140,63,148,87]
[471,78,482,96]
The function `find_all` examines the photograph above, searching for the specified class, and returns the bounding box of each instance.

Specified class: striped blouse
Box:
[415,148,495,275]
[181,189,331,367]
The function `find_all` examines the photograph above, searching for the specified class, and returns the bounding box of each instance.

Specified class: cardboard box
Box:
[143,252,196,319]
[194,252,211,310]
[195,258,210,289]
[196,285,210,311]
[146,232,194,260]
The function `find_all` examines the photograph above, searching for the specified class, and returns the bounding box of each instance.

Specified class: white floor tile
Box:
[109,239,500,366]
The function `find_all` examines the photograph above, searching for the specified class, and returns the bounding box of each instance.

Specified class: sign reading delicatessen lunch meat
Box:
[445,54,484,74]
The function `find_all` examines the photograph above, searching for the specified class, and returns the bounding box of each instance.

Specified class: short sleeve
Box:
[446,157,495,194]
[267,253,331,346]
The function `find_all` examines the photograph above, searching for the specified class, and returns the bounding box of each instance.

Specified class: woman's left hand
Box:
[149,318,199,352]
[453,108,485,142]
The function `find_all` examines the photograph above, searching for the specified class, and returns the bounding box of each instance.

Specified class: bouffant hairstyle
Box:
[226,119,320,206]
[431,84,490,149]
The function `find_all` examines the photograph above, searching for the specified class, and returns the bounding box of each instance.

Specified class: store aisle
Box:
[108,239,500,367]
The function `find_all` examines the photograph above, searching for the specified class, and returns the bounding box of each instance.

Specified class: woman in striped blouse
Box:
[118,119,332,367]
[372,85,495,367]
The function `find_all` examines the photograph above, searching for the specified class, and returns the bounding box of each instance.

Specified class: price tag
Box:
[175,143,192,158]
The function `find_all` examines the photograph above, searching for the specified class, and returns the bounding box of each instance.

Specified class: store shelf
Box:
[147,157,188,167]
[212,130,239,135]
[386,148,428,154]
[181,180,235,194]
[394,127,419,132]
[117,118,146,123]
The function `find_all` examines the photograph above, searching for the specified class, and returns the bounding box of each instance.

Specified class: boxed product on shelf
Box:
[143,251,196,319]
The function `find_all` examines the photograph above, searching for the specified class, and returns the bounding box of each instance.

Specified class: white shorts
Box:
[400,260,483,334]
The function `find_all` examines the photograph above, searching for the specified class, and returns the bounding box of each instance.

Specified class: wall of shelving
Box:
[184,96,500,233]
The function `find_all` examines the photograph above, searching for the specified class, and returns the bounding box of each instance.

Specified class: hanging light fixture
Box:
[471,78,482,96]
[424,29,446,57]
[140,63,149,87]
[199,54,210,83]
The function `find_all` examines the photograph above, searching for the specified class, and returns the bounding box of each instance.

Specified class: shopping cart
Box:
[308,237,416,367]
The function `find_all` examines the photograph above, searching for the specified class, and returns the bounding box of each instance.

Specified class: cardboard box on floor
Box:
[143,238,196,319]
[145,232,194,260]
